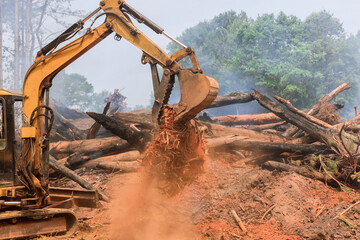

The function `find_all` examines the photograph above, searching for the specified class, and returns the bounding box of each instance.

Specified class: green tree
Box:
[52,71,112,112]
[169,11,360,110]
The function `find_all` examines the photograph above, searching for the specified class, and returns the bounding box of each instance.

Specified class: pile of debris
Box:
[48,82,359,205]
[43,82,360,239]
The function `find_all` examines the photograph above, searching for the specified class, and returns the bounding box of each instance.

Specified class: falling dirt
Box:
[109,172,201,240]
[141,105,207,196]
[105,105,207,239]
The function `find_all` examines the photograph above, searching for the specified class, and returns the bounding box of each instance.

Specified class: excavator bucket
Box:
[175,69,219,124]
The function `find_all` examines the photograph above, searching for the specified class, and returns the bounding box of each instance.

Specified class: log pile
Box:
[48,81,360,201]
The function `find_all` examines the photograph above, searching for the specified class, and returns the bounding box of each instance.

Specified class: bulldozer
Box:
[0,0,219,238]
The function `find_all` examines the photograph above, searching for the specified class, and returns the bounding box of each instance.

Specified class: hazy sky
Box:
[64,0,360,107]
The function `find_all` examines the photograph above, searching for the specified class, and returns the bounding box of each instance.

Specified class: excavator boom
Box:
[0,0,219,238]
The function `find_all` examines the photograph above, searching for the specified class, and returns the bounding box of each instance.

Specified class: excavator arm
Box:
[19,0,219,205]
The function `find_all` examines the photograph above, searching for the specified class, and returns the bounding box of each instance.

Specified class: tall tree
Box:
[0,0,82,91]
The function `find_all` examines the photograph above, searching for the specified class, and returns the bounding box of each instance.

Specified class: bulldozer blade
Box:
[0,208,77,239]
[175,69,219,124]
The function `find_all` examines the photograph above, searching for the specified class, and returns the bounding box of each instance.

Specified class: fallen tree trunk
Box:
[243,121,287,131]
[50,136,130,154]
[209,138,328,154]
[56,152,90,166]
[283,82,351,137]
[112,110,154,130]
[87,112,152,152]
[206,135,249,148]
[202,122,287,142]
[264,161,326,181]
[49,155,109,202]
[86,102,111,139]
[51,108,86,141]
[82,150,140,168]
[95,161,139,173]
[212,112,282,126]
[207,91,254,108]
[252,90,351,158]
[110,92,254,128]
[274,96,333,129]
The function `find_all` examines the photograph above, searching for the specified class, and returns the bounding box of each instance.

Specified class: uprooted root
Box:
[142,105,206,196]
[313,102,341,125]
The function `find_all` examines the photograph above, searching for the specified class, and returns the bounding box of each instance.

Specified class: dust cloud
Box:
[109,173,201,240]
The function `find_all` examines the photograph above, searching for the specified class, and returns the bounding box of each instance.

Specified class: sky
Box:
[64,0,360,108]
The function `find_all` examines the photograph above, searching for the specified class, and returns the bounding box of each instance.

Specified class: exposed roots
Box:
[142,105,207,196]
[313,102,341,125]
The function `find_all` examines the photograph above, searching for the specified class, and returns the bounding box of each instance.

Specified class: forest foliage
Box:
[1,2,359,113]
[169,10,360,111]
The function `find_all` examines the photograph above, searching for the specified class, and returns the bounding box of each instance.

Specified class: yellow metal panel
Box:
[21,127,36,139]
[0,89,23,97]
[0,186,25,197]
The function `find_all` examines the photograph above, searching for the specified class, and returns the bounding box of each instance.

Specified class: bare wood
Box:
[96,161,139,173]
[86,102,111,139]
[82,150,140,168]
[66,153,91,166]
[252,90,349,157]
[273,96,332,129]
[202,123,287,142]
[231,141,327,154]
[206,135,249,148]
[112,110,155,130]
[230,209,247,232]
[314,205,326,218]
[341,200,360,215]
[264,161,326,181]
[261,204,277,220]
[244,121,287,131]
[208,137,328,154]
[284,82,351,137]
[207,92,254,108]
[212,113,282,126]
[87,112,152,152]
[55,153,82,166]
[336,213,357,228]
[49,155,109,202]
[50,136,130,154]
[52,107,86,141]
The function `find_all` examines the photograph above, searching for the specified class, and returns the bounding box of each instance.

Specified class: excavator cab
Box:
[0,89,23,189]
[0,90,98,239]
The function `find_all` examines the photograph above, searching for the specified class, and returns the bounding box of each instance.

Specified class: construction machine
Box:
[0,0,219,238]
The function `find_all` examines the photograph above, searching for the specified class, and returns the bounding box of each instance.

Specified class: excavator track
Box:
[0,208,77,239]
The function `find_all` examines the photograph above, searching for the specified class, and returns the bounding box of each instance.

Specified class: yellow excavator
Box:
[0,0,219,238]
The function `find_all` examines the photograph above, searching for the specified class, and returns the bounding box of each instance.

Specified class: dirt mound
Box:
[183,154,359,239]
[41,152,360,240]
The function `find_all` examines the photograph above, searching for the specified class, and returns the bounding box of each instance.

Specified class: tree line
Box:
[169,10,360,114]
